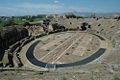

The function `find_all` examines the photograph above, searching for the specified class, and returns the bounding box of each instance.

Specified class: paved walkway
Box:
[20,31,112,70]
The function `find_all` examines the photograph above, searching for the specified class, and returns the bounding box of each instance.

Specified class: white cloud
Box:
[15,2,62,10]
[0,2,90,16]
[67,6,89,12]
[54,0,59,4]
[0,2,64,16]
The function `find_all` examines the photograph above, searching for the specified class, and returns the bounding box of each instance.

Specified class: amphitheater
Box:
[20,31,108,70]
[0,17,120,80]
[18,18,119,71]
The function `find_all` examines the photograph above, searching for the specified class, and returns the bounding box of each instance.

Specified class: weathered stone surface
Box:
[0,26,28,49]
[0,26,29,64]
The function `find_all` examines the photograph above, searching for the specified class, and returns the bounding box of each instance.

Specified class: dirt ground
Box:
[34,32,100,64]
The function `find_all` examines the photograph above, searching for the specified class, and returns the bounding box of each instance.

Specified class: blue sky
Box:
[0,0,120,16]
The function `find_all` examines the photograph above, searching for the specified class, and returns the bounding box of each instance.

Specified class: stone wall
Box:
[0,26,29,66]
[0,27,28,50]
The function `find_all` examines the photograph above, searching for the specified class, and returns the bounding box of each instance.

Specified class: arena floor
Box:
[20,31,111,70]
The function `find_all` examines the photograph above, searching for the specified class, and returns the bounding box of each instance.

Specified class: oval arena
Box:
[20,31,111,70]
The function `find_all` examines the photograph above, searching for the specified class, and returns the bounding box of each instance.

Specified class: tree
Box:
[113,77,120,80]
[81,22,87,31]
[29,18,34,22]
[76,16,84,19]
[23,22,31,26]
[88,25,91,29]
[2,19,15,27]
[117,16,120,21]
[65,13,76,19]
[0,19,2,23]
[81,26,86,31]
[43,19,50,26]
[52,23,65,31]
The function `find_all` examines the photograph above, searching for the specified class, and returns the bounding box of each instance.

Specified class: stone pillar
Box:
[2,50,9,67]
[13,52,19,67]
[7,49,14,67]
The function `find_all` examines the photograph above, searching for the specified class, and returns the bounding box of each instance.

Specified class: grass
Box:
[0,17,44,28]
[113,77,120,80]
